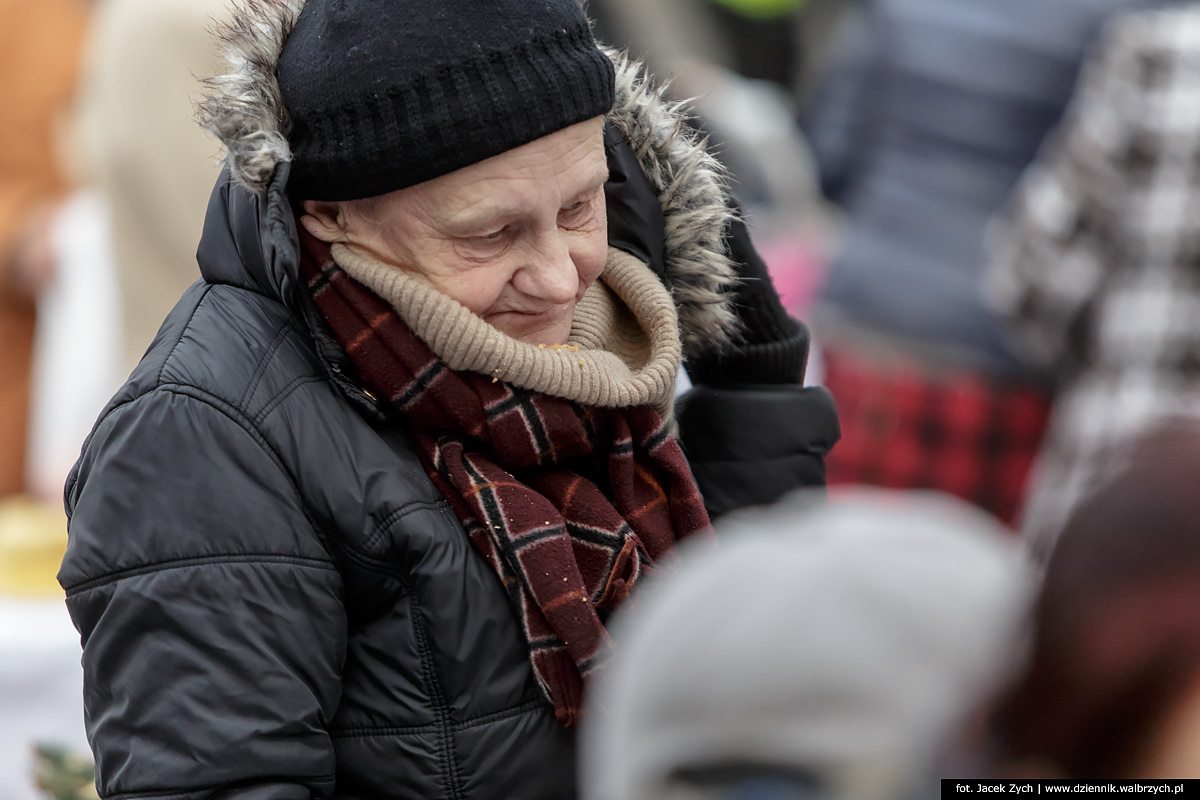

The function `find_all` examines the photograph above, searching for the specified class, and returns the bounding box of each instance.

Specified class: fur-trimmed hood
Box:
[197,1,739,359]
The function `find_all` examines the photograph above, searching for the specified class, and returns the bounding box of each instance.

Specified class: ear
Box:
[300,200,347,243]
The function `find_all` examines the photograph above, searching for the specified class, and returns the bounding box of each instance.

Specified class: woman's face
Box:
[301,116,610,345]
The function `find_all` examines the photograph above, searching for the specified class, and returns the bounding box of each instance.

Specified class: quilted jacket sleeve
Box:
[985,18,1140,379]
[59,387,346,800]
[678,207,840,519]
[676,381,839,519]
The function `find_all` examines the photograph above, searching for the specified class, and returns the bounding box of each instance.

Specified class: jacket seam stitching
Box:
[326,699,545,740]
[327,541,415,592]
[330,722,437,739]
[238,316,301,410]
[68,287,216,503]
[155,385,342,561]
[408,602,466,798]
[320,508,465,588]
[360,500,453,553]
[454,698,546,731]
[62,554,337,596]
[311,541,459,793]
[156,285,215,387]
[68,384,337,570]
[251,373,329,426]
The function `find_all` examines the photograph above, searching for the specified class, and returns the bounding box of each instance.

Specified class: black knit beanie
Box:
[276,0,616,201]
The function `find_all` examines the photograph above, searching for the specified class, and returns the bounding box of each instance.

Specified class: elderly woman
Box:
[58,1,838,798]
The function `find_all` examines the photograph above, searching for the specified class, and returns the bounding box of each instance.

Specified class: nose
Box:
[514,231,579,306]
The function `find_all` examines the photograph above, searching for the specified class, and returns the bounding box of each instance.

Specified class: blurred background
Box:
[6,0,1200,797]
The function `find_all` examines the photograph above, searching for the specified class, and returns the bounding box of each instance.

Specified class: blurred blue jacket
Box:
[807,0,1168,377]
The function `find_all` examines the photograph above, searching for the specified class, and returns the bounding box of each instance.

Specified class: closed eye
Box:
[559,195,597,228]
[459,225,513,259]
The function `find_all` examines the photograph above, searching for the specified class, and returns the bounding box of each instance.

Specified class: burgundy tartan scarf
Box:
[298,228,711,725]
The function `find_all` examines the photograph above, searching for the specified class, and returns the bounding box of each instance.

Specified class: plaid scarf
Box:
[298,229,711,725]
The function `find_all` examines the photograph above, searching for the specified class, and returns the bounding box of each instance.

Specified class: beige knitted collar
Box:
[330,244,683,421]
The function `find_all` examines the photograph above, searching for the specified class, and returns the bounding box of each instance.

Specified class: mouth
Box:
[484,304,575,343]
[486,303,572,321]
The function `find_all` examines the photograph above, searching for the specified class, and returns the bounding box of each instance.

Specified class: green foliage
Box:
[31,743,98,800]
[707,0,808,20]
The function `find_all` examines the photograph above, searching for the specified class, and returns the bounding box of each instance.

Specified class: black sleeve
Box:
[60,388,346,799]
[677,204,840,518]
[677,383,839,519]
[684,215,810,387]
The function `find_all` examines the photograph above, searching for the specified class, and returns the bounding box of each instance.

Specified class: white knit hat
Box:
[580,488,1034,800]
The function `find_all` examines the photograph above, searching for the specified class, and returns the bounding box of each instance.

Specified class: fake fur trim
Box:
[196,0,303,197]
[602,47,739,357]
[196,1,738,357]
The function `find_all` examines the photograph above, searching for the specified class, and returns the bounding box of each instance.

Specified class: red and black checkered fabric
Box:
[821,345,1050,525]
[299,229,710,726]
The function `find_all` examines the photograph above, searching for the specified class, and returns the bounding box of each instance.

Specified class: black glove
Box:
[686,213,810,386]
[603,123,669,286]
[604,121,809,386]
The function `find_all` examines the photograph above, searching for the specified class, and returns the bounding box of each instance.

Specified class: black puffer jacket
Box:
[59,49,838,800]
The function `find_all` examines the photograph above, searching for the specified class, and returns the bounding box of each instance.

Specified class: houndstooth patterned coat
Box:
[988,6,1200,554]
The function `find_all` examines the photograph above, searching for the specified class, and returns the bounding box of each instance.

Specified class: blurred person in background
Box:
[581,488,1032,800]
[0,0,88,498]
[806,0,1168,525]
[57,0,838,797]
[589,0,863,104]
[21,0,234,506]
[0,7,95,799]
[988,6,1200,552]
[76,0,232,373]
[994,424,1200,779]
[592,0,804,96]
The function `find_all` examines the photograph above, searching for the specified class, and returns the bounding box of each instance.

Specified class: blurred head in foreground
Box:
[995,423,1200,779]
[581,488,1033,800]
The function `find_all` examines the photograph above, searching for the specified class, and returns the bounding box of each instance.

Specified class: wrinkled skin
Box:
[301,116,610,345]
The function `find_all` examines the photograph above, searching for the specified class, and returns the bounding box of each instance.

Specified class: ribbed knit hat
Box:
[275,0,616,201]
